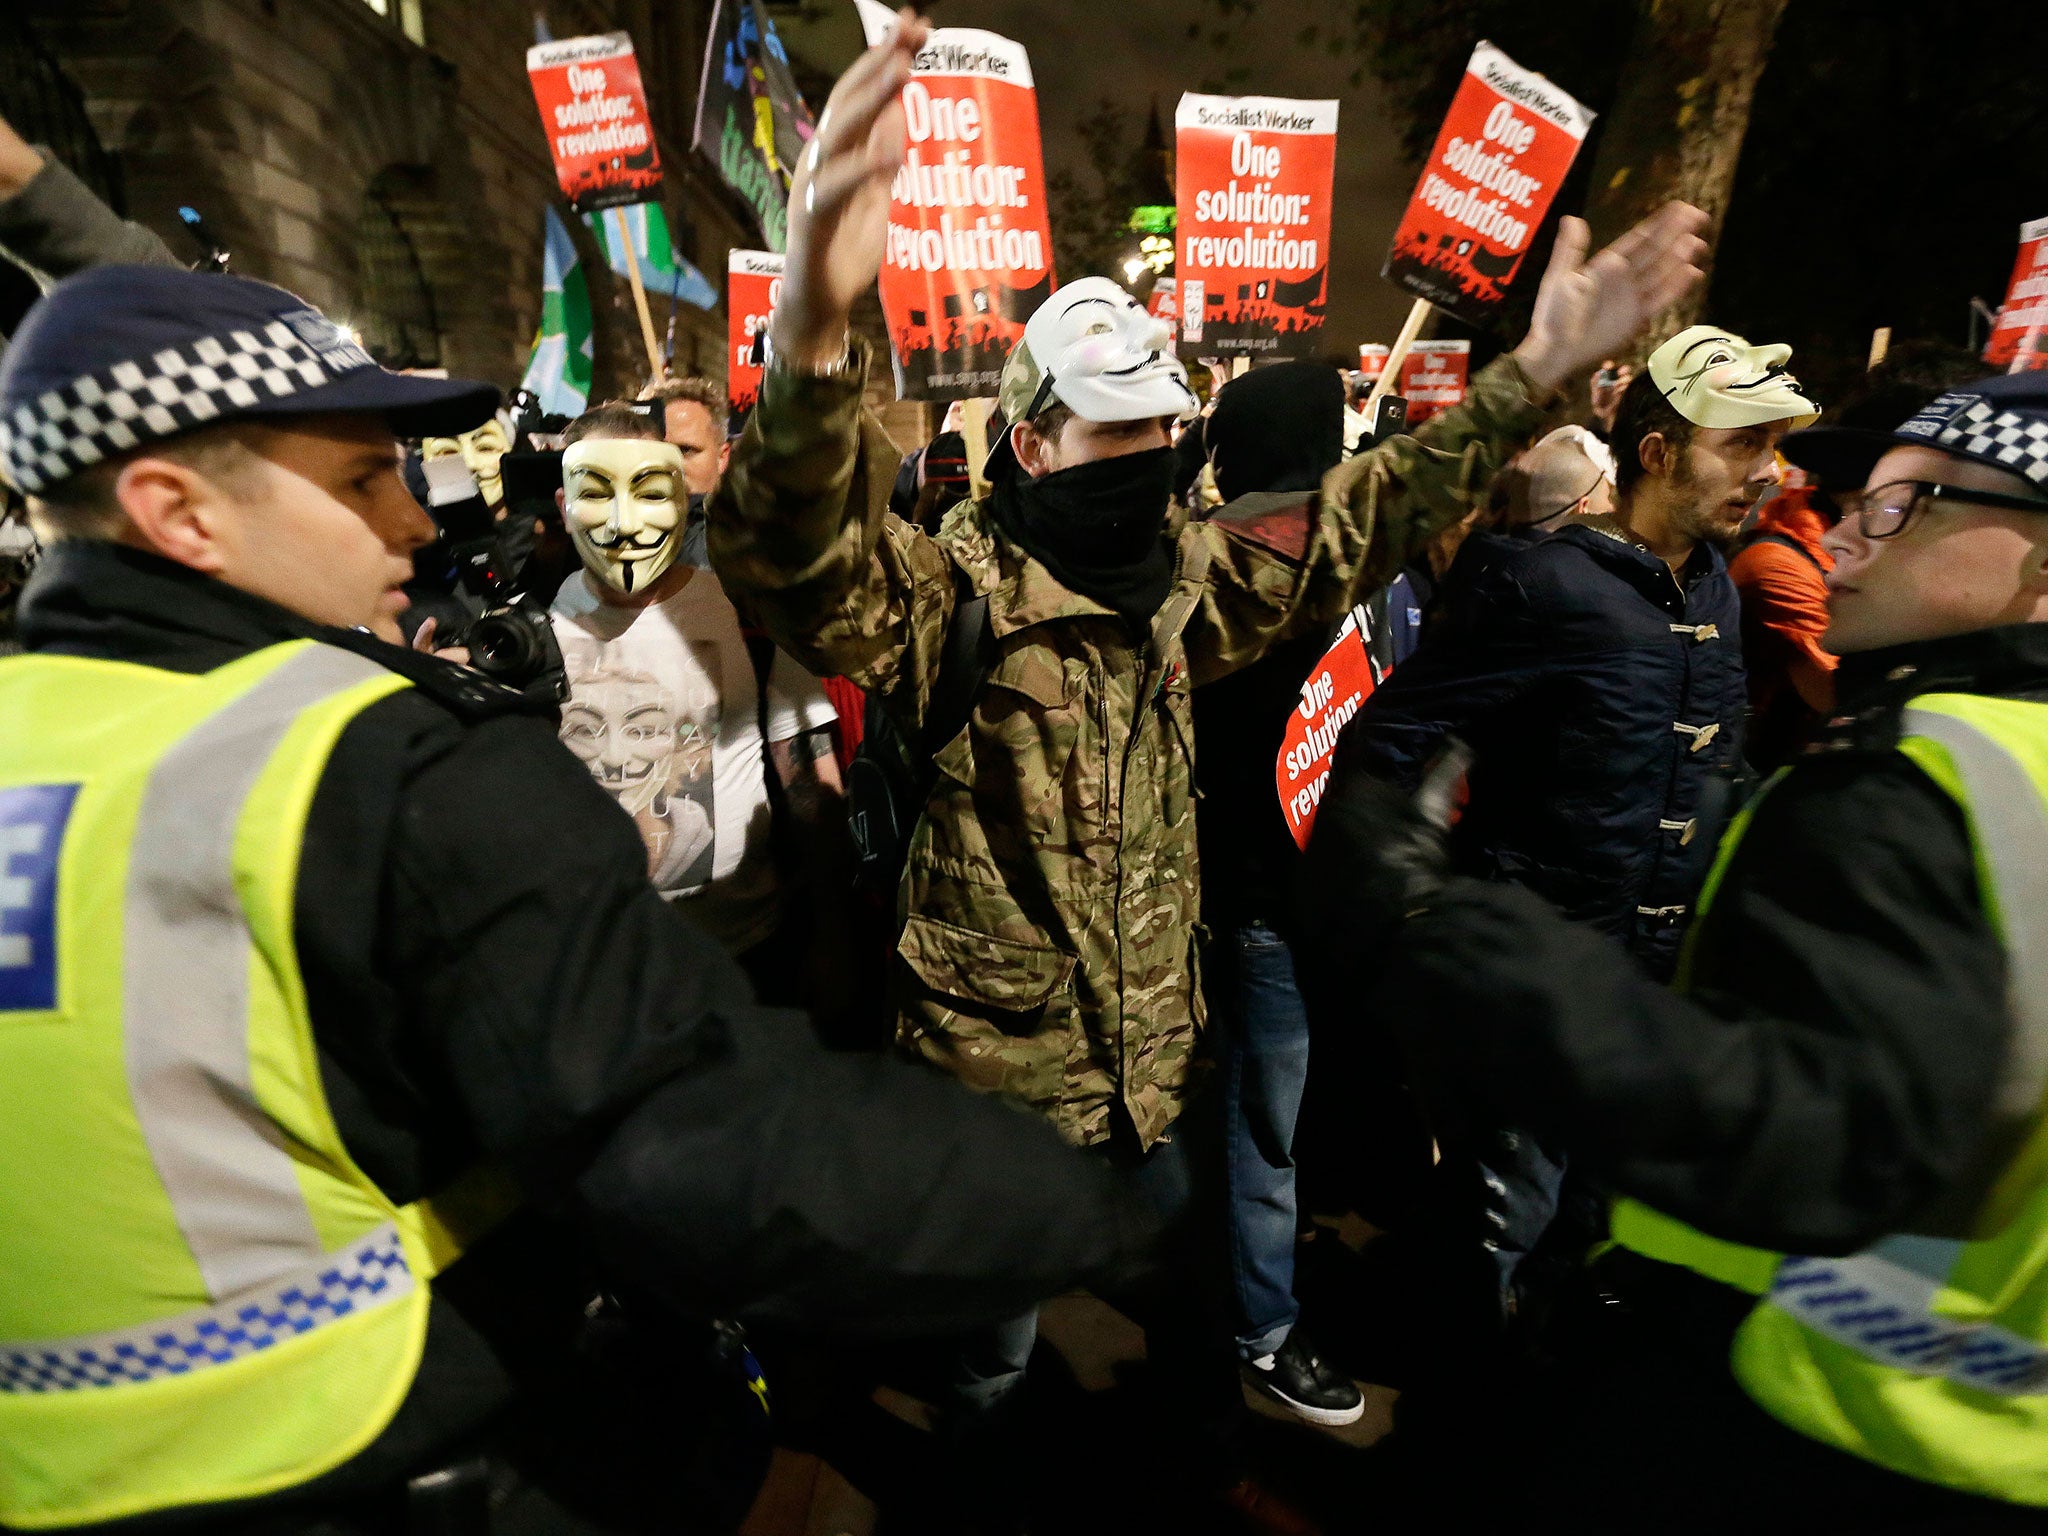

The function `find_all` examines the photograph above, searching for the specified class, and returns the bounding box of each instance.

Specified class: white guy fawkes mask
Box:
[562,437,688,595]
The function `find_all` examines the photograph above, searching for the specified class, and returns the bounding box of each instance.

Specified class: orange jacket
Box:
[1730,489,1837,770]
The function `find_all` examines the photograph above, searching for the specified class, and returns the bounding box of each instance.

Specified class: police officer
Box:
[0,265,1148,1534]
[1306,369,2048,1528]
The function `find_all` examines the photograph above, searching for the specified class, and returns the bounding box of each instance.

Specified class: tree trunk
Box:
[1582,0,1791,353]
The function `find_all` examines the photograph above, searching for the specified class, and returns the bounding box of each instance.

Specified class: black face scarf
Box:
[991,445,1178,629]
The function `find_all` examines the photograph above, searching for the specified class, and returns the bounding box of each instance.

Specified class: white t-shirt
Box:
[550,567,836,954]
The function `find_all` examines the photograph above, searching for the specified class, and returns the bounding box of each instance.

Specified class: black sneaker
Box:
[1242,1329,1365,1427]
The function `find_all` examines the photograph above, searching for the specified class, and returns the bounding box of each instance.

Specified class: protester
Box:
[708,13,1707,1520]
[1305,366,2048,1530]
[1338,325,1816,979]
[1329,326,1814,1329]
[549,401,841,1005]
[1192,360,1366,1429]
[0,264,1152,1533]
[640,372,734,498]
[1739,343,1983,770]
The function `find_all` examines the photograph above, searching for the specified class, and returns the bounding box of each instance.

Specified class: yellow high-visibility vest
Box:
[1614,692,2048,1506]
[0,640,498,1529]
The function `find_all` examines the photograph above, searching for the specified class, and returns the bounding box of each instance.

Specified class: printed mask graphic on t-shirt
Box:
[559,657,720,891]
[562,438,689,594]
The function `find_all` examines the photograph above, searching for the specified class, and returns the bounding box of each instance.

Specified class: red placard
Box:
[527,33,663,215]
[1400,339,1470,425]
[1357,343,1390,385]
[1384,42,1593,327]
[1277,609,1379,849]
[1146,274,1179,325]
[856,0,1055,402]
[727,249,782,417]
[1985,217,2048,372]
[1175,94,1337,360]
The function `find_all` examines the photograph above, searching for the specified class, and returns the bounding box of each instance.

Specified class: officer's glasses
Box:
[1837,478,2048,540]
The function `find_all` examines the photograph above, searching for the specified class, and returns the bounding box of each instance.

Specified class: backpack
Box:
[846,562,994,901]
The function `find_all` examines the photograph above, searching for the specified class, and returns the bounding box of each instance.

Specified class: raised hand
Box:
[1589,359,1635,434]
[1512,203,1709,397]
[769,7,929,373]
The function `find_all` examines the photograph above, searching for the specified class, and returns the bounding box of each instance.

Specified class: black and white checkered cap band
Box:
[0,319,350,494]
[1922,399,2048,493]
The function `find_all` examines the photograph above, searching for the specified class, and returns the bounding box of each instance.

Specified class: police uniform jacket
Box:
[13,539,1146,1528]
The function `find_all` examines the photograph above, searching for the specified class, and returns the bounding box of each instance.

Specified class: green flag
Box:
[585,202,718,309]
[519,206,594,416]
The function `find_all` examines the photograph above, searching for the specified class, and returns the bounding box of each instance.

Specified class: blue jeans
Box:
[1223,921,1311,1360]
[949,1097,1240,1451]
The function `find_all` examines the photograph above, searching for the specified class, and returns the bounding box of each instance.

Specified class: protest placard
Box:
[527,33,663,215]
[1175,94,1338,360]
[855,0,1056,401]
[1146,275,1179,327]
[1384,42,1592,328]
[1400,338,1470,425]
[1276,607,1379,849]
[1357,343,1390,386]
[727,249,782,418]
[693,0,814,253]
[1984,216,2048,372]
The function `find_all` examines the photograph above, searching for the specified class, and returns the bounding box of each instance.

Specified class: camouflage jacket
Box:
[710,344,1548,1147]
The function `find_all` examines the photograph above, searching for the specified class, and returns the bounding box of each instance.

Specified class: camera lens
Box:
[467,612,544,684]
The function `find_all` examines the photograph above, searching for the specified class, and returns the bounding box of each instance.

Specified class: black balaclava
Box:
[1205,361,1346,500]
[992,439,1179,630]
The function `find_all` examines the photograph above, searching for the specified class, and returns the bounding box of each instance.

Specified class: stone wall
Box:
[25,0,930,447]
[26,0,756,402]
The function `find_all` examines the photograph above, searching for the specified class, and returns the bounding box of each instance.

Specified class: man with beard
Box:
[707,10,1708,1514]
[1336,325,1818,982]
[1328,326,1816,1332]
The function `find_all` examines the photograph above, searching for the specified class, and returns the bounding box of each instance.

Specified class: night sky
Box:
[782,1,1423,358]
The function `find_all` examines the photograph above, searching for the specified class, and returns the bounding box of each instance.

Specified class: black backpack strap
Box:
[920,560,995,761]
[1750,531,1826,575]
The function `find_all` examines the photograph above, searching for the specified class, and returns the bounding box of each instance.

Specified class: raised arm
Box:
[1188,204,1711,682]
[0,112,181,283]
[707,12,959,716]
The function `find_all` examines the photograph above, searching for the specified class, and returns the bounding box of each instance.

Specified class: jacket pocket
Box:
[896,911,1080,1109]
[934,650,1093,844]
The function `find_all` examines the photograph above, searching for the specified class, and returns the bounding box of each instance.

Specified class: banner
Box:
[1276,606,1379,849]
[1400,339,1470,425]
[693,0,815,253]
[1985,216,2048,372]
[1174,94,1338,360]
[1357,342,1390,385]
[585,202,718,309]
[856,0,1056,402]
[527,33,663,215]
[519,207,595,418]
[727,249,783,417]
[1384,42,1593,327]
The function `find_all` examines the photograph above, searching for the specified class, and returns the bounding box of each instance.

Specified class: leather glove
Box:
[1295,747,1462,967]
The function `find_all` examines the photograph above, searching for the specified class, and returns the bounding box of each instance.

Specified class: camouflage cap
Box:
[987,277,1196,478]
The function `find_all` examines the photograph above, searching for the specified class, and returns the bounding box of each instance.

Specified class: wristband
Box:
[764,328,856,381]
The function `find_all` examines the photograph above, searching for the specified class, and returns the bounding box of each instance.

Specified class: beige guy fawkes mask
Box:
[1647,326,1821,430]
[562,437,688,594]
[422,416,514,508]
